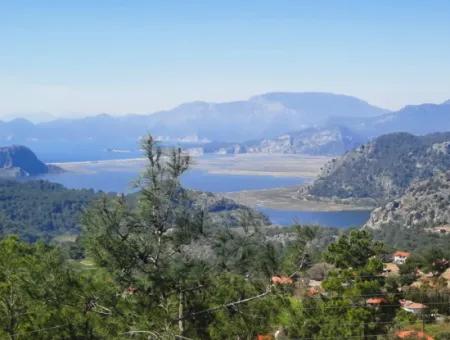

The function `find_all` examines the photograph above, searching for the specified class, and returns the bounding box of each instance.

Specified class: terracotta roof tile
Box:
[271,275,293,285]
[395,330,434,339]
[394,251,411,257]
[366,297,387,305]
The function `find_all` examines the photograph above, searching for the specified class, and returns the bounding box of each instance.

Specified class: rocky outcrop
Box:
[202,126,366,156]
[364,171,450,230]
[0,145,49,177]
[244,126,365,155]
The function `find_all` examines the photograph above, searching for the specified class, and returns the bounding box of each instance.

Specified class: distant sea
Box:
[37,163,371,228]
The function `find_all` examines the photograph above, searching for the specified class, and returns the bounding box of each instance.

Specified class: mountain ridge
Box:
[203,126,367,156]
[303,132,450,203]
[1,92,450,161]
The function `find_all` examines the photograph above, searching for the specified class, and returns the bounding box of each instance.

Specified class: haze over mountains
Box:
[0,92,449,161]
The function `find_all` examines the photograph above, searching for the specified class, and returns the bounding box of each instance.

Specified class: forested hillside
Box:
[305,132,450,202]
[0,178,269,243]
[0,180,99,241]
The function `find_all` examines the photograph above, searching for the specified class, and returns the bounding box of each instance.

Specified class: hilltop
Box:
[303,132,450,203]
[0,145,52,177]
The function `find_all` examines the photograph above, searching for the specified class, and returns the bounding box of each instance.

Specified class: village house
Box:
[271,275,293,285]
[306,286,322,297]
[395,330,434,340]
[393,251,411,265]
[399,299,428,315]
[256,335,273,340]
[366,297,387,306]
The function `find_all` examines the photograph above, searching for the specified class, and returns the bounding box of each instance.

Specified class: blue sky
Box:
[1,0,450,118]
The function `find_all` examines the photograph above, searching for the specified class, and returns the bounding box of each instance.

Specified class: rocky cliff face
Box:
[243,126,366,155]
[0,145,49,177]
[304,132,450,202]
[364,171,450,230]
[203,126,366,156]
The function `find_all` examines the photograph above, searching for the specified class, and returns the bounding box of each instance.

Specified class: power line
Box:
[12,324,67,337]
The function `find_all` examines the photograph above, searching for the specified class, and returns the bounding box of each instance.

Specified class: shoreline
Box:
[49,153,331,179]
[45,154,371,213]
[224,186,376,212]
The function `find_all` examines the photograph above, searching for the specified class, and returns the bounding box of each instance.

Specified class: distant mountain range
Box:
[303,132,450,203]
[146,92,387,142]
[336,101,450,137]
[1,92,449,161]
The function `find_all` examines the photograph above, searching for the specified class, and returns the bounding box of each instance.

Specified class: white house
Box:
[393,251,411,265]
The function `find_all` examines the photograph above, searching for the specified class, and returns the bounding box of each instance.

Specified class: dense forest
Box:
[0,180,100,242]
[1,137,450,339]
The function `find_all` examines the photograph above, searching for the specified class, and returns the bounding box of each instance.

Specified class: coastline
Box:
[50,153,331,178]
[46,154,372,213]
[224,186,376,212]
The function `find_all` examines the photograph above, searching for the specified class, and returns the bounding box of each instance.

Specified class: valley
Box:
[40,153,373,227]
[3,2,450,337]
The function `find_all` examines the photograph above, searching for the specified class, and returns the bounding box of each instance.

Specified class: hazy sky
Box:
[1,0,450,119]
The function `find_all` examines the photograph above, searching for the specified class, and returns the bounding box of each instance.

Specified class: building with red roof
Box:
[399,299,428,314]
[395,329,434,339]
[393,251,411,265]
[366,297,387,305]
[271,275,293,285]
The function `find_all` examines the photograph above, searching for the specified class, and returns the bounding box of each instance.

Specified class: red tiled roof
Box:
[271,275,293,285]
[394,251,411,258]
[256,335,273,340]
[366,297,387,305]
[399,299,427,310]
[306,287,320,297]
[395,330,434,339]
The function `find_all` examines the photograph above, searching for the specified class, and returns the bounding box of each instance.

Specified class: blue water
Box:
[38,169,304,193]
[182,170,304,192]
[38,170,140,193]
[258,208,371,228]
[37,166,371,228]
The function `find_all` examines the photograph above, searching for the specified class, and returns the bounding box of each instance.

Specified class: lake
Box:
[37,157,371,228]
[257,208,371,228]
[38,169,304,193]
